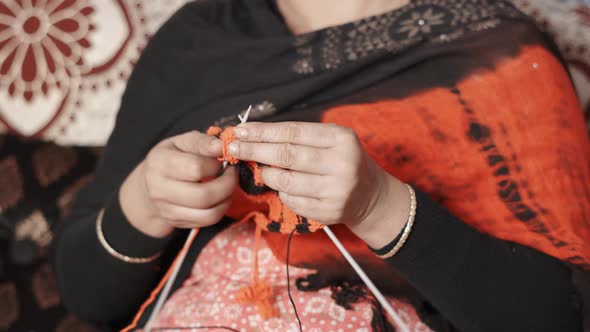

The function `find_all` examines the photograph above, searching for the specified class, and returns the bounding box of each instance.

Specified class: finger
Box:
[165,131,223,157]
[229,141,330,174]
[235,122,342,148]
[156,149,222,181]
[278,192,326,222]
[152,167,237,209]
[261,167,329,198]
[158,197,232,228]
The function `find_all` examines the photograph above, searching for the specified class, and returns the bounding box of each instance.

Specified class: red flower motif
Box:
[0,0,94,102]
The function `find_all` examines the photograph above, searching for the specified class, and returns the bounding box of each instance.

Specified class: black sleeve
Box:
[381,189,581,332]
[51,4,211,328]
[53,191,172,327]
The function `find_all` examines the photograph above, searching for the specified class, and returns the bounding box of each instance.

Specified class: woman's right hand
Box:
[120,131,238,238]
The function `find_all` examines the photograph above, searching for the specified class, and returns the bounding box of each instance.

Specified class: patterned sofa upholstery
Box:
[0,1,589,331]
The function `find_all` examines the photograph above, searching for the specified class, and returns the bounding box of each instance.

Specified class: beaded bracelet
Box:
[96,208,162,264]
[372,184,417,259]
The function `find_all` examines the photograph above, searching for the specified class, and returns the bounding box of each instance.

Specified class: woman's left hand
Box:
[228,121,410,248]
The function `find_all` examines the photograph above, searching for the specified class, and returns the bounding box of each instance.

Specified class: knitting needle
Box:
[144,106,252,332]
[144,229,198,332]
[323,226,411,332]
[228,106,407,329]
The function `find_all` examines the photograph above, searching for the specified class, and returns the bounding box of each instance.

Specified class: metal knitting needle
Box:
[323,226,411,332]
[144,230,198,332]
[225,106,407,329]
[145,105,252,332]
[224,106,406,329]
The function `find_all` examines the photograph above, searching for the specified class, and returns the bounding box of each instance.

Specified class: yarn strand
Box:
[286,228,303,332]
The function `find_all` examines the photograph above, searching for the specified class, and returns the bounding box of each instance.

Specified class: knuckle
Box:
[310,148,324,165]
[277,171,294,192]
[157,204,176,220]
[240,142,253,159]
[145,188,158,202]
[276,144,297,168]
[143,162,157,178]
[198,135,216,155]
[194,161,207,179]
[185,130,202,142]
[286,123,302,141]
[194,188,213,207]
[144,151,160,172]
[251,127,264,141]
[176,157,193,175]
[144,177,160,199]
[182,159,202,181]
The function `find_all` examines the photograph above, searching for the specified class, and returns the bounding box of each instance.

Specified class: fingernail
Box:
[234,128,247,139]
[229,142,238,155]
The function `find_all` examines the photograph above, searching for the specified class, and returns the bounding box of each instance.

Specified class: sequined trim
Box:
[292,0,523,74]
[212,100,278,127]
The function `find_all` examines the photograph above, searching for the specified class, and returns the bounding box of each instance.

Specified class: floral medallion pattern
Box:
[0,0,192,145]
[0,0,94,103]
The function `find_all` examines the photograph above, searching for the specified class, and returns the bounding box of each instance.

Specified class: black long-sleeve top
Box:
[53,1,585,331]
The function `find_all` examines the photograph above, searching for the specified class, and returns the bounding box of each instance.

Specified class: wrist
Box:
[120,162,174,238]
[348,174,410,249]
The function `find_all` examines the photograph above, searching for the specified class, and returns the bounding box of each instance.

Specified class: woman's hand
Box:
[229,122,410,248]
[120,131,238,238]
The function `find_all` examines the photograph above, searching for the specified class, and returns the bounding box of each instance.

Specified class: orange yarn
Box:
[207,126,239,165]
[206,126,222,136]
[235,224,279,318]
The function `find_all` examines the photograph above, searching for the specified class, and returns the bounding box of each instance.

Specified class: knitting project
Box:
[206,126,325,318]
[207,126,324,235]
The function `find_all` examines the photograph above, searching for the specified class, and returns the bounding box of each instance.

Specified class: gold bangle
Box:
[376,184,417,259]
[96,208,162,264]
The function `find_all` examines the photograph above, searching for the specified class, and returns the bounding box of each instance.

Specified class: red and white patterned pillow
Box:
[0,0,191,146]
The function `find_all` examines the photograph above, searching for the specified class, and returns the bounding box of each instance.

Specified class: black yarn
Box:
[365,292,397,332]
[286,228,303,332]
[330,281,366,310]
[294,216,311,234]
[295,273,327,292]
[237,162,274,196]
